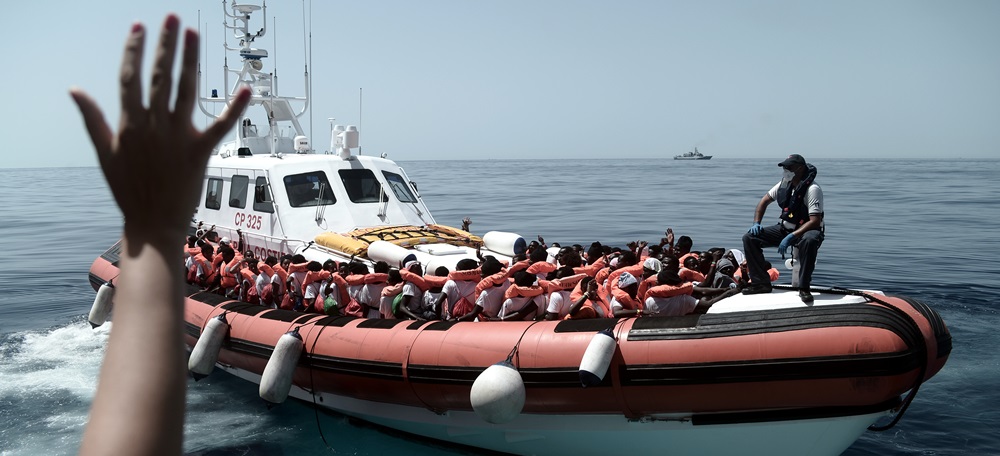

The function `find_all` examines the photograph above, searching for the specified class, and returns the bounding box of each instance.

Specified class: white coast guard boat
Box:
[87,3,950,456]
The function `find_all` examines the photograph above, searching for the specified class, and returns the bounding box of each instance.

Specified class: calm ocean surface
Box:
[1,158,998,455]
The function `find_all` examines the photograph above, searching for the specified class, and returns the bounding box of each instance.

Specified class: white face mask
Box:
[782,168,795,182]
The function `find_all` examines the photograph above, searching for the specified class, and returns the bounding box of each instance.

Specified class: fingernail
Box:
[164,14,179,31]
[131,23,143,34]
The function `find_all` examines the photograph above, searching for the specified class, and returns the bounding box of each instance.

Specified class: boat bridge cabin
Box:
[194,151,436,262]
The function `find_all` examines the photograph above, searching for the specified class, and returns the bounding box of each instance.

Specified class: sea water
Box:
[1,159,998,455]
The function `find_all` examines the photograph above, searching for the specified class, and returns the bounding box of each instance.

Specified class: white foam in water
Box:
[0,321,110,455]
[0,320,289,455]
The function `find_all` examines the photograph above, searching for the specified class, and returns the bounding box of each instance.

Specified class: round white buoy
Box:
[259,328,304,407]
[579,328,616,387]
[88,282,115,328]
[188,313,230,381]
[470,360,525,424]
[785,258,797,270]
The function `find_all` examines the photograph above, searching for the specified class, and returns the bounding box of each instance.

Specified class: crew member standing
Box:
[742,154,824,302]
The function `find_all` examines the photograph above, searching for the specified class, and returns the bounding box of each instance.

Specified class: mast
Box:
[197,1,312,157]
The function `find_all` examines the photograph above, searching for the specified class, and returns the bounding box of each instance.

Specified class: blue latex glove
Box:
[777,233,797,259]
[748,222,762,235]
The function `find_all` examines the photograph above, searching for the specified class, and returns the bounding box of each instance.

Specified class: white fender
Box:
[259,328,304,407]
[579,328,616,387]
[88,282,115,328]
[367,240,413,266]
[482,231,526,258]
[188,313,230,381]
[470,360,525,424]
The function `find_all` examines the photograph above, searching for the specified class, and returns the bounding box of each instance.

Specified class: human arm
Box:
[692,288,741,314]
[503,301,539,321]
[779,213,824,257]
[749,194,775,234]
[565,279,598,318]
[792,213,824,239]
[74,15,250,456]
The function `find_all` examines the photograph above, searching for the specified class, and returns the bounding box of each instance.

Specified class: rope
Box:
[507,320,542,366]
[304,321,337,452]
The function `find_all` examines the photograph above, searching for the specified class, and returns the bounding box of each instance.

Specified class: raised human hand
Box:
[71,16,251,242]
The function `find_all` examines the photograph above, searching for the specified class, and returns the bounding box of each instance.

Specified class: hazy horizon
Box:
[4,0,997,168]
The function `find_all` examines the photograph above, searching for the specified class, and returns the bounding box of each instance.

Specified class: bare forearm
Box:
[81,232,187,455]
[753,195,773,223]
[793,214,824,238]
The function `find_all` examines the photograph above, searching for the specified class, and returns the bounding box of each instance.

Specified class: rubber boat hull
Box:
[89,243,951,456]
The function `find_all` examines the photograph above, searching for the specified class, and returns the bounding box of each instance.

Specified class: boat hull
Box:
[88,242,951,455]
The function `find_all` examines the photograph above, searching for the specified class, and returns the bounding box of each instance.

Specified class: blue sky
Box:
[4,0,998,168]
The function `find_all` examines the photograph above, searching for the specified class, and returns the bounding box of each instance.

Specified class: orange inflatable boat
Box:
[88,241,950,456]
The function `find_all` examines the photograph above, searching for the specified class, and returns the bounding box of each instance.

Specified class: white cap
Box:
[642,258,662,273]
[727,249,745,265]
[618,272,638,288]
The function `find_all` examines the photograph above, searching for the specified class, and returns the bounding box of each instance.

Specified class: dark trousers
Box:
[742,224,824,289]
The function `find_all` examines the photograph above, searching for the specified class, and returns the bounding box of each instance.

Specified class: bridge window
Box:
[283,171,336,208]
[205,178,223,210]
[339,169,385,203]
[382,171,417,203]
[253,176,274,213]
[229,175,249,209]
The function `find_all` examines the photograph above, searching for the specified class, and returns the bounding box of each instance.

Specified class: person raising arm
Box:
[72,15,250,456]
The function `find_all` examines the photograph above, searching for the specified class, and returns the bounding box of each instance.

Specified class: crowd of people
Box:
[184,225,783,322]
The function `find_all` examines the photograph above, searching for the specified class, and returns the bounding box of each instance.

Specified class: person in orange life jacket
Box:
[256,255,279,307]
[301,261,329,311]
[358,260,390,319]
[188,243,215,287]
[282,254,308,311]
[679,255,706,282]
[655,256,737,313]
[604,250,642,303]
[500,271,544,321]
[633,257,663,302]
[268,254,291,305]
[553,246,579,270]
[743,154,824,303]
[217,245,242,297]
[421,266,450,320]
[380,269,404,319]
[562,276,601,319]
[644,268,698,316]
[237,250,259,303]
[544,266,583,320]
[183,236,201,270]
[568,243,602,277]
[394,261,428,320]
[610,272,644,318]
[339,261,370,317]
[437,258,481,320]
[457,257,508,322]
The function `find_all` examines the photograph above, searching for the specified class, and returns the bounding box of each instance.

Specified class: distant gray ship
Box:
[674,147,712,160]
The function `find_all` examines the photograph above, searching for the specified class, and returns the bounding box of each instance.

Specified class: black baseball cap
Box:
[778,154,806,169]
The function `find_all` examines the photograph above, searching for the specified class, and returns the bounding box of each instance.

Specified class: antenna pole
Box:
[359,88,363,156]
[305,0,313,144]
